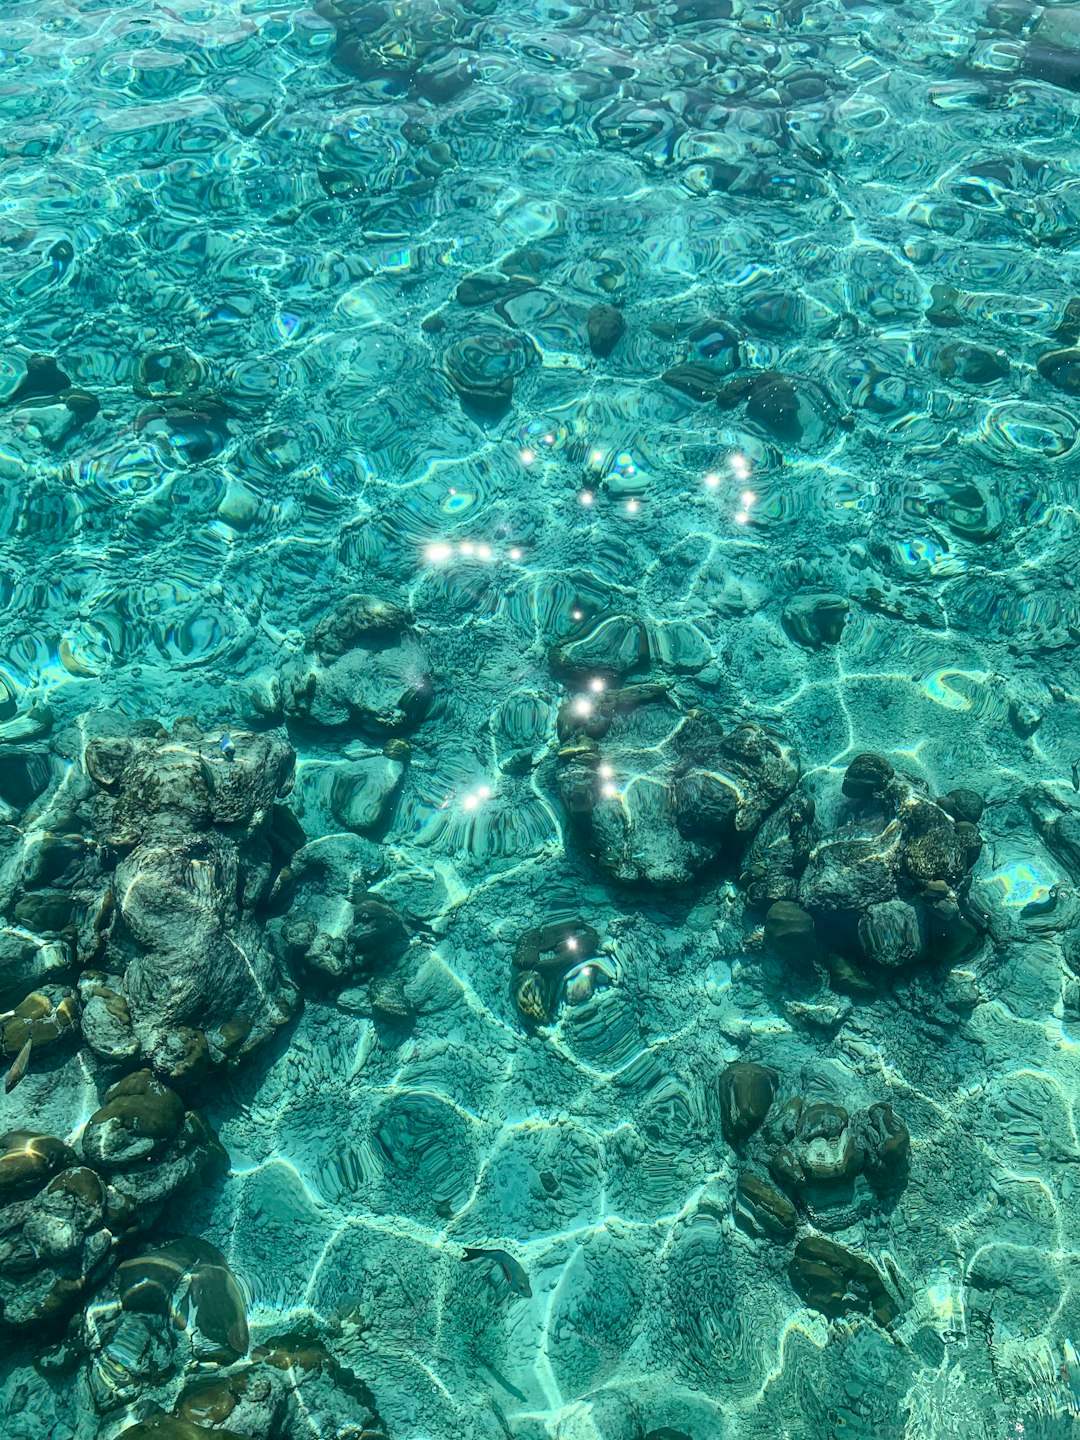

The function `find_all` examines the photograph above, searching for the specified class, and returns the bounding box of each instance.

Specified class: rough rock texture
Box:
[754,754,985,988]
[557,692,798,886]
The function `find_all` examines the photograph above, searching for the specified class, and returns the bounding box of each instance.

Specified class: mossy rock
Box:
[81,1070,185,1167]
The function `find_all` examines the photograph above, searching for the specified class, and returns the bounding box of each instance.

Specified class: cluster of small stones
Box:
[719,1060,909,1327]
[0,596,425,1434]
[746,752,986,995]
[0,584,1003,1407]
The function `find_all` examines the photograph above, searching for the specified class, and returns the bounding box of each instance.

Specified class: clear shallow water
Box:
[2,0,1080,1436]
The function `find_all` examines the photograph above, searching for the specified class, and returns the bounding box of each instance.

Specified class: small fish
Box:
[219,731,235,761]
[1072,758,1079,793]
[462,1247,532,1298]
[5,1036,32,1094]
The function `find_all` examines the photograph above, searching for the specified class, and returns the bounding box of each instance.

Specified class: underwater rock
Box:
[442,327,535,419]
[800,830,901,914]
[311,594,412,656]
[775,759,983,983]
[1037,348,1080,394]
[550,614,650,686]
[170,1329,385,1438]
[841,753,895,804]
[717,371,842,447]
[858,1103,911,1193]
[1,985,78,1057]
[80,1071,226,1213]
[763,900,817,960]
[117,1236,249,1362]
[277,830,408,986]
[770,1101,862,1191]
[513,918,601,973]
[0,1133,142,1333]
[857,899,923,970]
[111,834,298,1075]
[81,1071,185,1167]
[734,1172,798,1239]
[718,1062,777,1144]
[513,969,551,1028]
[96,723,296,844]
[282,596,433,735]
[327,754,406,833]
[935,341,1009,385]
[782,593,849,649]
[112,1419,247,1439]
[558,701,798,885]
[937,787,984,824]
[788,1236,899,1326]
[587,304,625,359]
[0,927,68,996]
[0,1131,77,1196]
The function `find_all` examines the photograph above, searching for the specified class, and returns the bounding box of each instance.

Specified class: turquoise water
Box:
[2,0,1080,1436]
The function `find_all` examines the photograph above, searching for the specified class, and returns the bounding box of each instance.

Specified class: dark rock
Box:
[587,304,625,359]
[9,354,72,403]
[903,824,967,886]
[0,1132,77,1196]
[514,969,550,1027]
[283,602,433,736]
[937,787,984,823]
[925,282,964,327]
[800,831,900,913]
[80,1072,225,1216]
[734,1172,798,1239]
[717,371,839,447]
[82,1071,186,1167]
[859,1102,910,1192]
[1037,347,1080,394]
[858,899,923,970]
[118,1235,248,1361]
[456,273,533,308]
[936,342,1009,384]
[763,900,817,960]
[771,1101,862,1192]
[311,594,411,657]
[782,593,849,649]
[513,919,600,972]
[718,1062,776,1144]
[550,614,649,685]
[789,1235,899,1326]
[842,753,894,802]
[662,363,728,401]
[1,986,78,1056]
[442,326,535,419]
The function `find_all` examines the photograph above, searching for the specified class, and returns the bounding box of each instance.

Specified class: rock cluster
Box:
[75,720,300,1078]
[281,594,434,736]
[0,1075,223,1335]
[510,917,609,1028]
[743,754,985,991]
[556,688,799,886]
[719,1059,909,1325]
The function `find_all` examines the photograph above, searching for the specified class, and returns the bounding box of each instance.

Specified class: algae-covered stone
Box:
[1,985,78,1055]
[118,1235,249,1360]
[110,1418,247,1440]
[0,1131,76,1195]
[789,1235,899,1326]
[81,1071,185,1166]
[718,1062,776,1144]
[734,1172,798,1239]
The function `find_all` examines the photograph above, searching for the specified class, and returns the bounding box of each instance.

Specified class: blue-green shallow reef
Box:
[2,0,1080,1436]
